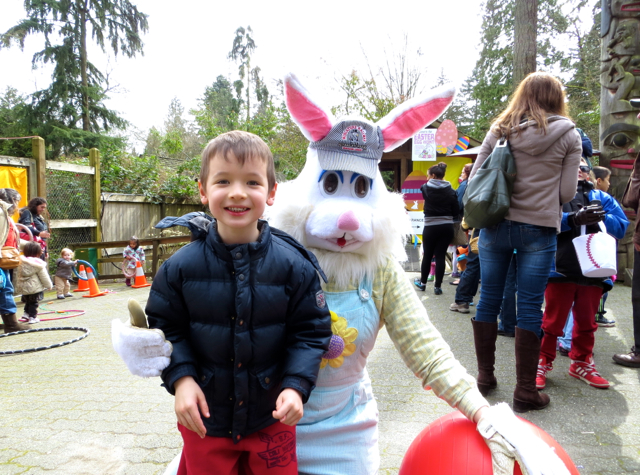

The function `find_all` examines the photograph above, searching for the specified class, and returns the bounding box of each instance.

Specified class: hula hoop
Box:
[122,260,137,278]
[15,223,33,241]
[0,326,90,355]
[72,260,96,280]
[20,310,86,322]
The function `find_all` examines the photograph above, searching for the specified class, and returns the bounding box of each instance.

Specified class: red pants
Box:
[177,422,297,475]
[540,282,602,363]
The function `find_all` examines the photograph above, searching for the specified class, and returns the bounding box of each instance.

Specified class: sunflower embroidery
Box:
[320,311,358,369]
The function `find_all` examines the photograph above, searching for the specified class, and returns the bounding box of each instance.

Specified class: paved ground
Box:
[0,273,638,474]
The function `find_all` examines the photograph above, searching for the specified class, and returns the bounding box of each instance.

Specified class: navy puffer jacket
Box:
[146,219,332,442]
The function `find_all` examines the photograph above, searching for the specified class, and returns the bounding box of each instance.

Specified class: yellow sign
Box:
[0,166,28,220]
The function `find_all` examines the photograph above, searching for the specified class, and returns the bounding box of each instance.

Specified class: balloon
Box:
[399,411,579,475]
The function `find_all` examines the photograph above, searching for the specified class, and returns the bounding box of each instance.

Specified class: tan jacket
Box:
[14,255,52,296]
[470,116,582,231]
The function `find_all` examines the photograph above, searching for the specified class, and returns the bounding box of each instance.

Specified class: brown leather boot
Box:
[513,327,550,413]
[1,313,29,334]
[471,318,498,396]
[612,347,640,368]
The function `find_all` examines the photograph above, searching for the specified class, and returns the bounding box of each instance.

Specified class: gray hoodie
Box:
[469,116,582,231]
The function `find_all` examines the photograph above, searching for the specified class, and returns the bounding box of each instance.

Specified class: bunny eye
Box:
[352,175,370,199]
[321,172,340,195]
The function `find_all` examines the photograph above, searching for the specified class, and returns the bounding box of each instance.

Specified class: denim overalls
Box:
[297,278,381,475]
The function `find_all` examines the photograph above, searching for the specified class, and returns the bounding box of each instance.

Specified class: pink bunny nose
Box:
[338,210,360,231]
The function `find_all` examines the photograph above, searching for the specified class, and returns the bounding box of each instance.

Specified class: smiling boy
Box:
[146,131,332,475]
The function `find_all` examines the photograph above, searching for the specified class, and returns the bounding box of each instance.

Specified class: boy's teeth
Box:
[228,207,247,212]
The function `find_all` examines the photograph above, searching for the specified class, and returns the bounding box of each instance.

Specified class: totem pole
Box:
[600,0,640,276]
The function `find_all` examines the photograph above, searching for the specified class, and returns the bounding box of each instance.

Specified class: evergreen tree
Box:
[144,98,201,160]
[513,0,538,85]
[1,0,148,157]
[438,75,478,137]
[201,76,241,130]
[0,87,32,157]
[467,0,515,138]
[564,2,601,142]
[229,26,256,124]
[466,0,570,138]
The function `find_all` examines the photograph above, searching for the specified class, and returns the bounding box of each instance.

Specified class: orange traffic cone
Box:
[131,260,151,288]
[73,265,90,292]
[83,267,107,298]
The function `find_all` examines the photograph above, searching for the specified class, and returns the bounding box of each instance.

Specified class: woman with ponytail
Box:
[414,162,459,295]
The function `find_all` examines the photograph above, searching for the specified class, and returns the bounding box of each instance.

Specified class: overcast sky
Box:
[1,1,486,144]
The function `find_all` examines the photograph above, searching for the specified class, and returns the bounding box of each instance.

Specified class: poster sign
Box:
[408,211,424,234]
[412,129,436,161]
[401,170,427,235]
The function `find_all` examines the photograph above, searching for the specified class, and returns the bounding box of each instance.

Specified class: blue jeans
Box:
[475,220,557,334]
[455,230,480,304]
[0,269,17,315]
[498,254,517,334]
[558,309,573,350]
[597,292,608,317]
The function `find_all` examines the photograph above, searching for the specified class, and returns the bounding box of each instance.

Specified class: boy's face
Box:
[62,251,71,260]
[597,176,611,193]
[199,153,276,244]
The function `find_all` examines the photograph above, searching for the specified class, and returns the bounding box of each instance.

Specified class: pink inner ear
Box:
[286,86,333,142]
[382,97,452,148]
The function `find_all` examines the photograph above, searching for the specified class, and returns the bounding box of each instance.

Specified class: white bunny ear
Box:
[377,84,456,152]
[284,73,334,142]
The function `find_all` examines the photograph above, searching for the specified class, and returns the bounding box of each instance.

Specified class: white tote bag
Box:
[572,221,617,278]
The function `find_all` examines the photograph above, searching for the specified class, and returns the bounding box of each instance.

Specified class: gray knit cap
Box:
[309,120,385,179]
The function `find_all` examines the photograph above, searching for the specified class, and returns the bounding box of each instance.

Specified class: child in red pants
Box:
[536,163,628,390]
[146,132,331,474]
[178,421,297,475]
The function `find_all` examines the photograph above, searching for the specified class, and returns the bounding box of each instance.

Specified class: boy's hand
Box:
[272,388,303,426]
[174,376,210,439]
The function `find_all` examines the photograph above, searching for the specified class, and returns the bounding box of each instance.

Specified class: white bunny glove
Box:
[111,318,172,377]
[477,403,570,475]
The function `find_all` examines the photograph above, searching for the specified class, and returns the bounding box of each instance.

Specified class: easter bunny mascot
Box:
[112,74,570,475]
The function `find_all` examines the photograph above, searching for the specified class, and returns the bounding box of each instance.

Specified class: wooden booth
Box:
[379,119,482,192]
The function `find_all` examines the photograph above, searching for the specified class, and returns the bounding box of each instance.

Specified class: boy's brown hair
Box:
[199,131,276,192]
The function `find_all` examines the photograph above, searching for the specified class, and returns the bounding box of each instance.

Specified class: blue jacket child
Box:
[146,216,332,442]
[549,180,629,288]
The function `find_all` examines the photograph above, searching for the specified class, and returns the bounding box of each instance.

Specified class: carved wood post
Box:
[599,0,640,278]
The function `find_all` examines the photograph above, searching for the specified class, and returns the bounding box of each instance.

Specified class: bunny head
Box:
[268,73,455,287]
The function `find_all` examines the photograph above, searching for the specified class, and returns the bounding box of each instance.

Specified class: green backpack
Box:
[462,138,517,229]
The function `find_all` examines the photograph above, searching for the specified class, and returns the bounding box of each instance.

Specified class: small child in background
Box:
[15,241,53,324]
[55,248,77,299]
[594,166,615,327]
[123,236,145,286]
[593,166,611,194]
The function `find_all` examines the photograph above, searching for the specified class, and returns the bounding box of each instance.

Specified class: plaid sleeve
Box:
[373,258,488,420]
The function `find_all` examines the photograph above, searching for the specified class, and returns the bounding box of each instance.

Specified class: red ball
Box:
[399,411,579,475]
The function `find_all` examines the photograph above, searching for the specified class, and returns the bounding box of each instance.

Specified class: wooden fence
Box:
[68,235,191,280]
[73,193,204,279]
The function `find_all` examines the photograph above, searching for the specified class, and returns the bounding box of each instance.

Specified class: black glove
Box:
[571,204,605,226]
